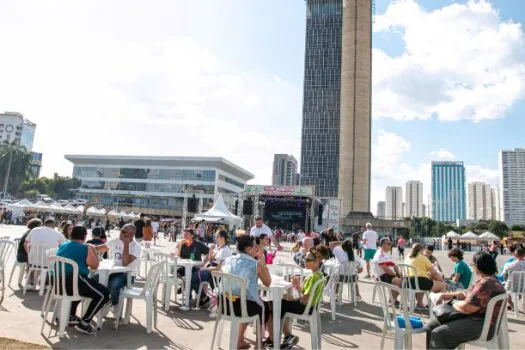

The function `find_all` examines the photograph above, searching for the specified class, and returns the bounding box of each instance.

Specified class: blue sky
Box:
[0,0,523,212]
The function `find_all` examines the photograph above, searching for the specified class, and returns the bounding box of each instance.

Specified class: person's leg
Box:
[365,259,371,277]
[107,272,127,306]
[428,317,484,349]
[431,280,447,293]
[78,276,111,324]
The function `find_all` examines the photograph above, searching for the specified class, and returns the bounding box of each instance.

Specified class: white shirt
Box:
[27,226,66,248]
[250,224,272,238]
[213,245,233,263]
[332,246,363,275]
[151,221,159,233]
[107,238,142,276]
[373,249,395,277]
[298,232,305,242]
[363,229,378,249]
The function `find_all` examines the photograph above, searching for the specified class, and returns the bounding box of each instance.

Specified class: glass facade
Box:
[79,180,215,194]
[431,162,466,222]
[78,194,212,212]
[73,166,216,182]
[218,174,244,189]
[300,0,342,198]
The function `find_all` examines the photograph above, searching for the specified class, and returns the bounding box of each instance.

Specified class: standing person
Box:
[250,215,279,249]
[151,219,159,243]
[56,225,111,334]
[133,213,145,241]
[352,230,362,258]
[397,235,405,259]
[448,237,453,250]
[105,218,111,235]
[363,223,379,278]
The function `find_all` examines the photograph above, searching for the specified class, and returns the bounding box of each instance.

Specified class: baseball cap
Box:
[44,217,56,224]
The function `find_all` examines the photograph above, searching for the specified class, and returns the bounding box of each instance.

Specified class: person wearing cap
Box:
[250,216,280,250]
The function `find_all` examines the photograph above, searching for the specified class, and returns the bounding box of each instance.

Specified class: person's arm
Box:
[121,239,137,267]
[435,290,467,304]
[86,245,100,270]
[429,265,443,281]
[257,260,271,288]
[329,240,343,250]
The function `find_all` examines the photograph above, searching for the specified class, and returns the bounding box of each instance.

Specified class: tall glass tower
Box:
[431,161,466,222]
[300,0,343,198]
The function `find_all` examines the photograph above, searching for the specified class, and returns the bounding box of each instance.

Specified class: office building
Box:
[385,186,403,220]
[500,149,525,225]
[376,201,385,218]
[300,0,372,212]
[468,182,493,220]
[405,180,423,217]
[491,186,501,221]
[0,111,36,151]
[30,152,42,178]
[65,155,254,216]
[272,154,298,186]
[431,161,466,222]
[422,204,427,217]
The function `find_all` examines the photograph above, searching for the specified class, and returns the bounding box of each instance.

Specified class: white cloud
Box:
[466,165,500,186]
[373,0,525,122]
[429,148,456,160]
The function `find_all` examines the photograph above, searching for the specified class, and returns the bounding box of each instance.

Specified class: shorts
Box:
[339,275,358,283]
[352,242,359,250]
[404,277,433,291]
[364,248,376,261]
[398,247,405,253]
[379,274,395,284]
[220,298,271,325]
[280,299,313,318]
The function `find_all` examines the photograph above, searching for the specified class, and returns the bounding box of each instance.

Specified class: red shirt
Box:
[398,238,405,248]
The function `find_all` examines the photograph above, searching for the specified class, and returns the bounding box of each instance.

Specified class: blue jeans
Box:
[108,273,135,305]
[190,269,212,300]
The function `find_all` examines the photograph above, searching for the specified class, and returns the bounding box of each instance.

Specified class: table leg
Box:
[180,266,192,311]
[96,271,110,329]
[273,289,283,350]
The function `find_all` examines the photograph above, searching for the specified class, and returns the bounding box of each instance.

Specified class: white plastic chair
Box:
[397,263,431,312]
[337,261,360,306]
[0,240,15,304]
[278,263,306,284]
[282,276,326,350]
[322,264,339,321]
[8,238,26,287]
[376,281,426,350]
[41,256,84,337]
[456,292,510,350]
[509,271,525,317]
[372,261,381,304]
[210,271,262,350]
[150,251,185,311]
[139,245,152,278]
[25,244,54,296]
[115,261,164,333]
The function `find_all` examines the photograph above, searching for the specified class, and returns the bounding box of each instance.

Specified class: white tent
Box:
[461,231,479,240]
[119,211,129,218]
[34,201,50,210]
[107,209,120,217]
[10,199,35,209]
[47,203,66,213]
[87,206,104,216]
[193,194,242,224]
[480,231,500,241]
[97,208,107,216]
[64,204,78,214]
[446,230,461,238]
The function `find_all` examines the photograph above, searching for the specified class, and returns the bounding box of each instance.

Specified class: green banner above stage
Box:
[245,185,314,197]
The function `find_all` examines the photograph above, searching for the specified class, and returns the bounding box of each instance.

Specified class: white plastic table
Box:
[95,260,132,328]
[262,274,292,349]
[170,259,203,311]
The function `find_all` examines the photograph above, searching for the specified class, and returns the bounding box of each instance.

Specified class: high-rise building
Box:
[272,154,298,186]
[376,201,385,218]
[500,149,525,225]
[405,180,423,217]
[0,111,36,151]
[300,0,372,212]
[431,161,466,222]
[422,204,427,217]
[468,182,493,220]
[491,186,501,221]
[385,186,403,220]
[30,152,42,178]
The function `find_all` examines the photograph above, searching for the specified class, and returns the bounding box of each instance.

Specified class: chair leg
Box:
[394,330,403,350]
[0,270,4,305]
[124,298,133,324]
[114,296,125,331]
[17,263,26,286]
[164,279,173,312]
[217,318,224,349]
[146,297,153,333]
[512,294,519,317]
[38,270,47,296]
[380,331,386,350]
[372,283,377,304]
[404,334,412,350]
[23,268,32,295]
[41,293,54,334]
[58,300,71,338]
[8,263,16,286]
[210,318,220,350]
[255,318,262,350]
[310,316,319,350]
[330,291,336,321]
[229,319,239,350]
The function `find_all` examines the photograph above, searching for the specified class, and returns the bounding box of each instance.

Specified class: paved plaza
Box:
[1,224,524,349]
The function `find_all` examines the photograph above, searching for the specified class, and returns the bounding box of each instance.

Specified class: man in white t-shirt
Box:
[249,216,279,248]
[373,238,402,302]
[25,218,66,260]
[362,223,379,278]
[100,223,142,306]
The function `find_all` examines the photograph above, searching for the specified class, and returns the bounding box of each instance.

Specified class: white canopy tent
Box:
[480,231,500,241]
[64,204,78,214]
[10,199,35,209]
[107,209,120,217]
[193,194,242,224]
[34,201,50,210]
[461,231,479,240]
[446,231,461,238]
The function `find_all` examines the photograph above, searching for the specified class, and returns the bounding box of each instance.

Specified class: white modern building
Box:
[468,182,493,220]
[491,186,501,221]
[272,154,299,186]
[65,155,254,216]
[500,149,525,225]
[0,111,36,150]
[376,201,385,218]
[405,180,423,217]
[385,186,403,220]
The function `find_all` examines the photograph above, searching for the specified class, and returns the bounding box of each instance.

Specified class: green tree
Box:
[21,175,80,199]
[511,224,525,231]
[487,220,508,238]
[474,221,489,231]
[0,142,33,197]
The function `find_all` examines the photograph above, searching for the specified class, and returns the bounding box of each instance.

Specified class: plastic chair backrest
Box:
[509,271,525,294]
[46,248,57,258]
[375,281,413,331]
[397,263,421,291]
[323,264,339,293]
[142,261,164,295]
[0,240,15,268]
[299,276,327,315]
[372,260,382,278]
[212,271,250,319]
[28,244,52,268]
[48,256,80,298]
[13,238,20,251]
[338,261,359,283]
[150,251,178,276]
[478,292,508,341]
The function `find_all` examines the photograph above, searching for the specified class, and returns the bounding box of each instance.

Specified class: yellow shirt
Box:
[405,253,432,278]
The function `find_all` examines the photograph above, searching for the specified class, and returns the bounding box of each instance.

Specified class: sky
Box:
[0,0,524,214]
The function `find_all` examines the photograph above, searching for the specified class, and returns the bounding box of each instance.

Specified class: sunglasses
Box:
[305,258,317,262]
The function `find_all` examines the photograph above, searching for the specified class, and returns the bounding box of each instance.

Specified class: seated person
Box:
[97,224,141,309]
[293,237,314,267]
[279,247,325,349]
[373,238,402,304]
[329,238,363,301]
[405,244,446,308]
[56,225,111,335]
[426,252,505,349]
[190,229,233,307]
[423,244,443,273]
[86,226,108,259]
[221,235,274,349]
[498,244,518,282]
[502,247,525,309]
[17,218,42,265]
[447,248,473,289]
